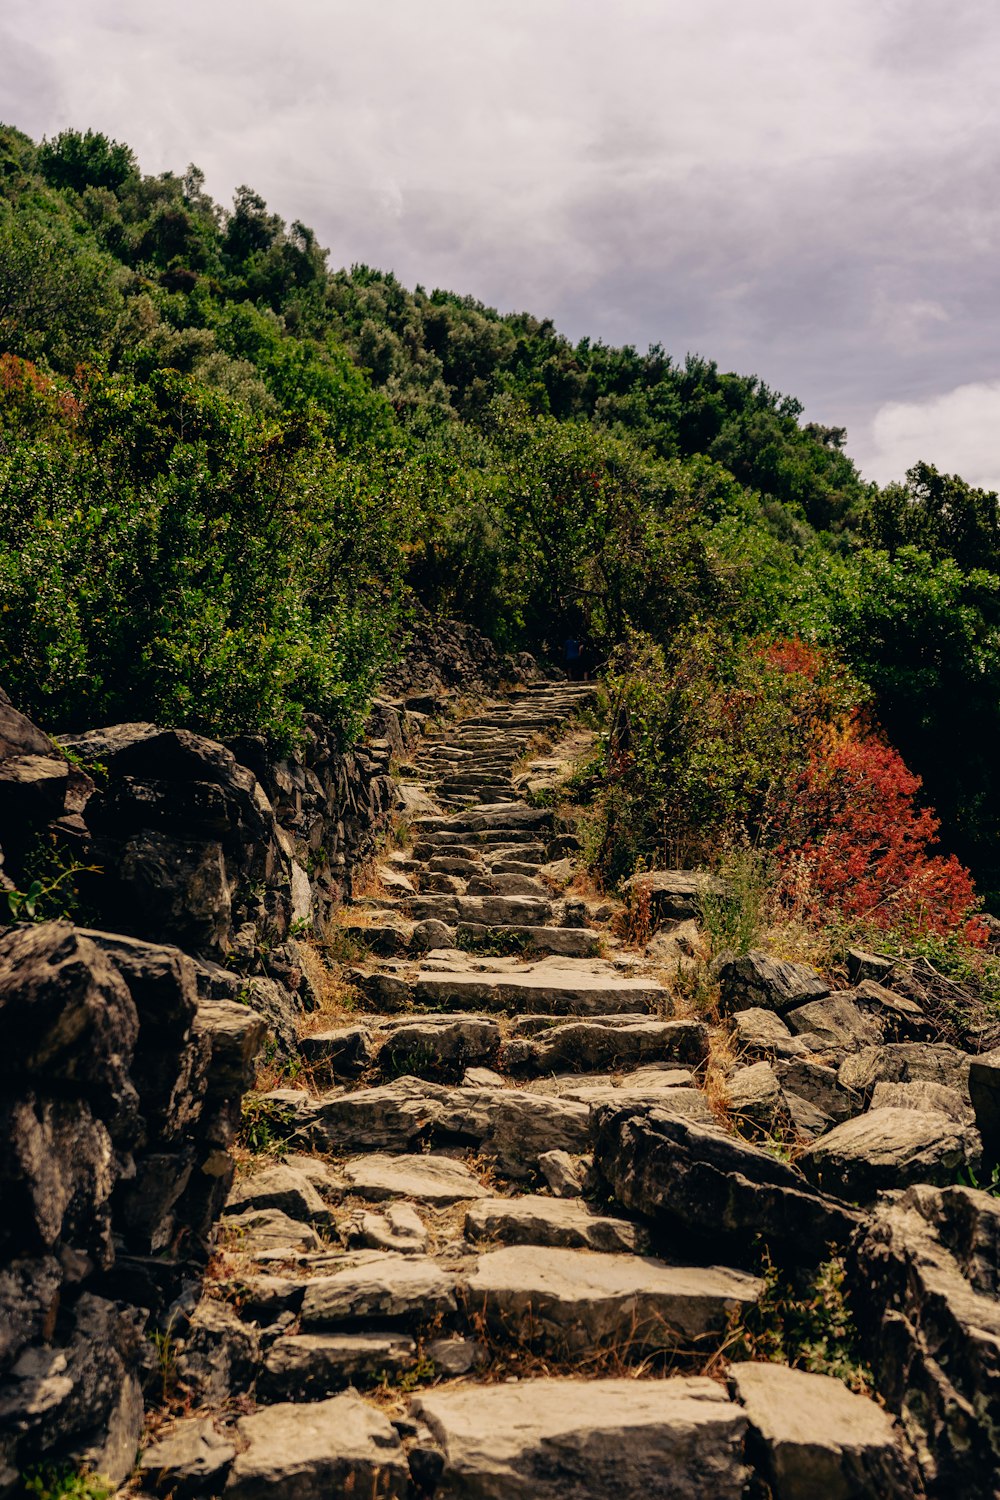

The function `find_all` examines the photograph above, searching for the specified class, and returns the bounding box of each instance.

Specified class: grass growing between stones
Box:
[728,1252,873,1396]
[21,1468,114,1500]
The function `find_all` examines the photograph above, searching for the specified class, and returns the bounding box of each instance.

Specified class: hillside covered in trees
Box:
[2,120,1000,931]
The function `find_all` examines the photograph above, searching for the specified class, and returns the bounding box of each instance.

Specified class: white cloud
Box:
[857,382,1000,492]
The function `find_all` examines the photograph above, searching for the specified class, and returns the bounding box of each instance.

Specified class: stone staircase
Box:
[140,682,910,1498]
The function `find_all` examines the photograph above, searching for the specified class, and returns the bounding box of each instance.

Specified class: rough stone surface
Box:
[226,1393,407,1498]
[853,1184,1000,1493]
[464,1197,648,1253]
[799,1106,980,1202]
[717,950,828,1015]
[258,1332,416,1401]
[411,1376,750,1498]
[462,1246,761,1352]
[300,1255,457,1327]
[730,1361,912,1499]
[594,1105,859,1262]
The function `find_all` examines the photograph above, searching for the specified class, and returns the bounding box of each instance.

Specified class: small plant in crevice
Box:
[21,1466,113,1500]
[4,837,102,923]
[730,1250,872,1394]
[237,1091,295,1156]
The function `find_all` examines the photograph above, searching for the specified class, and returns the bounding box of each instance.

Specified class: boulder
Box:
[726,1062,782,1130]
[258,1332,417,1401]
[622,870,724,924]
[462,1246,762,1354]
[226,1393,407,1499]
[717,951,828,1015]
[968,1047,1000,1164]
[139,1417,236,1496]
[837,1043,971,1103]
[729,1007,806,1060]
[785,994,883,1050]
[729,1361,912,1498]
[594,1104,859,1263]
[411,1376,750,1499]
[799,1107,980,1202]
[852,1184,1000,1492]
[464,1197,649,1253]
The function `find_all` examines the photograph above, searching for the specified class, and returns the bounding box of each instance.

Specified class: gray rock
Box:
[139,1416,236,1496]
[339,1152,489,1204]
[799,1106,980,1202]
[462,1246,761,1353]
[837,1042,972,1103]
[594,1105,859,1263]
[224,1162,333,1224]
[411,1376,750,1498]
[537,1149,588,1197]
[297,1025,372,1080]
[506,1017,708,1076]
[729,1007,806,1060]
[226,1393,407,1498]
[774,1058,859,1123]
[717,950,828,1015]
[425,1336,480,1375]
[219,1207,322,1253]
[853,1184,1000,1492]
[258,1332,416,1401]
[175,1299,260,1404]
[622,870,724,923]
[299,1255,457,1328]
[870,1079,973,1124]
[464,1196,649,1253]
[378,1014,501,1080]
[726,1062,782,1129]
[410,918,457,952]
[345,1201,429,1254]
[969,1047,1000,1163]
[730,1361,911,1498]
[785,994,883,1050]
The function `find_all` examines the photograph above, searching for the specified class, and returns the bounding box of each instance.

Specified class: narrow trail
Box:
[143,683,778,1495]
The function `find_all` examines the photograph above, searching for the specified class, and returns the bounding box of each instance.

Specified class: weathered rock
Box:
[870,1079,974,1124]
[785,994,883,1050]
[297,1025,372,1080]
[853,1184,1000,1492]
[643,918,706,970]
[462,1246,761,1353]
[411,1376,750,1498]
[717,950,828,1015]
[799,1107,980,1202]
[465,1197,648,1253]
[226,1393,407,1498]
[969,1047,1000,1164]
[537,1149,588,1197]
[344,1201,429,1255]
[139,1416,236,1496]
[622,870,724,923]
[219,1207,322,1254]
[339,1152,489,1204]
[225,1162,334,1225]
[726,1062,782,1129]
[774,1057,859,1124]
[378,1014,501,1080]
[258,1332,416,1401]
[594,1105,859,1263]
[299,1255,457,1328]
[175,1298,260,1404]
[729,1007,806,1060]
[730,1360,912,1498]
[506,1017,708,1076]
[838,1042,971,1103]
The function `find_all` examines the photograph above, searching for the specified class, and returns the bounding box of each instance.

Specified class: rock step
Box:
[413,967,663,1015]
[405,894,557,926]
[455,922,600,958]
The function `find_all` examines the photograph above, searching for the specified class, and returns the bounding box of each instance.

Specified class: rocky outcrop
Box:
[853,1184,1000,1493]
[0,922,263,1482]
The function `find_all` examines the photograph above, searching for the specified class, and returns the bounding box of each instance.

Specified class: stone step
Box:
[405,894,557,927]
[409,1377,749,1499]
[464,1196,649,1253]
[413,967,663,1015]
[463,1246,762,1354]
[455,922,600,958]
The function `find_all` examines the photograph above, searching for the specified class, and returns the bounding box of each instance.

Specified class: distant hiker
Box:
[564,636,582,680]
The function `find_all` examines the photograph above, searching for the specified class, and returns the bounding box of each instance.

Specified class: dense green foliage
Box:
[2,122,999,899]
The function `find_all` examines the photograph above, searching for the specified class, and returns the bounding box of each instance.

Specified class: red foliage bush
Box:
[774,731,984,942]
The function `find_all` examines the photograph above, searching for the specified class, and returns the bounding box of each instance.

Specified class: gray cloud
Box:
[2,0,999,485]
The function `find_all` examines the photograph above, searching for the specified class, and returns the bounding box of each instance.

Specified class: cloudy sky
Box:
[3,0,999,489]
